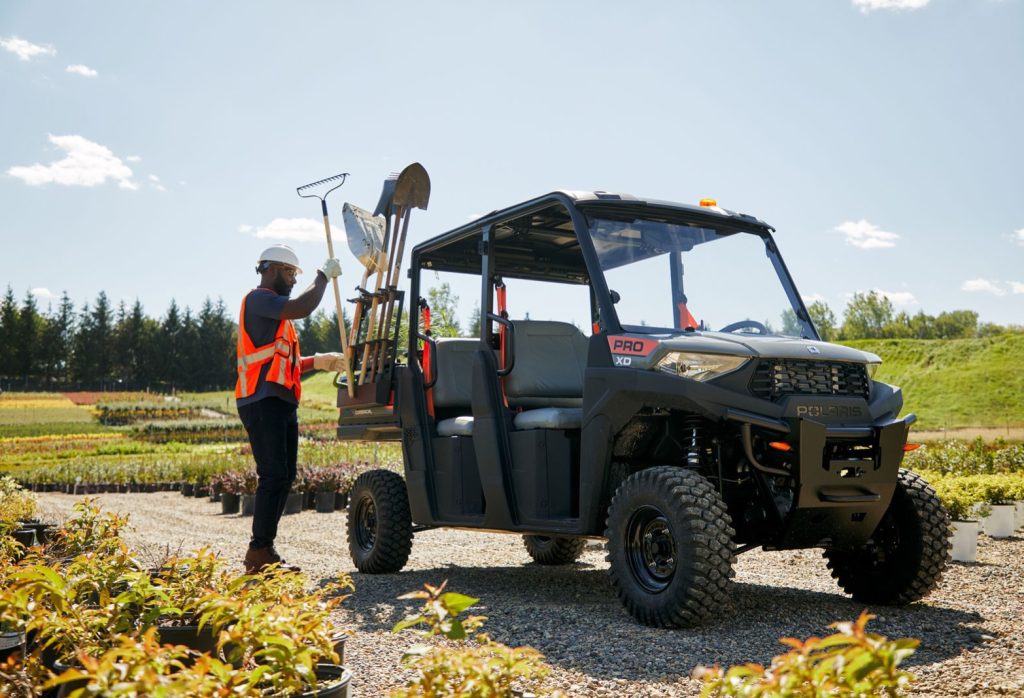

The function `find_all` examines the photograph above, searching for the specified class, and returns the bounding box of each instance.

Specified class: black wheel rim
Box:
[353,495,377,553]
[625,505,677,592]
[863,509,901,568]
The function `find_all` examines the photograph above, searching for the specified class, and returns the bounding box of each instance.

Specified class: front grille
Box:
[749,360,870,401]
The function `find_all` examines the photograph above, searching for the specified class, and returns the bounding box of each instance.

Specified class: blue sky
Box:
[1,0,1022,333]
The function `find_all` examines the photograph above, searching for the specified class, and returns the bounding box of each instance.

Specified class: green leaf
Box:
[440,592,479,616]
[392,614,426,634]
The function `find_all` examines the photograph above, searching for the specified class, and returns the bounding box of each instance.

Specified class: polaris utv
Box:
[337,190,951,628]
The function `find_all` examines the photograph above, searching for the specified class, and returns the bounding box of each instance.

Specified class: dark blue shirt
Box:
[236,288,297,407]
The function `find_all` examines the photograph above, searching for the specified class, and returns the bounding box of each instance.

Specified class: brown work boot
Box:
[243,546,301,574]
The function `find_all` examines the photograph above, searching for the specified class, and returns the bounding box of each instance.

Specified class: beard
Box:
[272,273,293,297]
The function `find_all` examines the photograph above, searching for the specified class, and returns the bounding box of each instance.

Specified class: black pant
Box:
[238,397,298,550]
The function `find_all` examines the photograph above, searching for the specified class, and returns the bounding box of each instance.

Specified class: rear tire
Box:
[824,469,951,605]
[605,466,736,628]
[522,535,586,565]
[347,469,413,574]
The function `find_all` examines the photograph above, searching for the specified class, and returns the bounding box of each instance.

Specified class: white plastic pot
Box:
[951,520,979,563]
[1015,501,1024,530]
[982,505,1016,539]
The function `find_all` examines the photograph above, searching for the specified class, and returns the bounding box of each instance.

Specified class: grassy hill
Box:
[298,335,1024,431]
[844,334,1024,430]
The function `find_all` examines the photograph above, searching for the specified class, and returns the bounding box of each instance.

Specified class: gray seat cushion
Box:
[431,339,480,408]
[513,407,583,431]
[505,321,588,409]
[436,415,474,437]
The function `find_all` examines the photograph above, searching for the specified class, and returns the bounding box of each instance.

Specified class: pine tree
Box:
[0,287,19,389]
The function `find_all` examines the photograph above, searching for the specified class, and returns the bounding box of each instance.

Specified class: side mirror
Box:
[609,290,621,305]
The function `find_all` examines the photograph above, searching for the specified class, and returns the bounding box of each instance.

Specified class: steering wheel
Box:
[719,320,769,335]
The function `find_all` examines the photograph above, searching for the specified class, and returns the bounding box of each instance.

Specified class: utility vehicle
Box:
[337,190,951,628]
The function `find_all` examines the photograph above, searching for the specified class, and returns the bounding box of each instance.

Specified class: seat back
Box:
[505,320,588,408]
[431,338,479,408]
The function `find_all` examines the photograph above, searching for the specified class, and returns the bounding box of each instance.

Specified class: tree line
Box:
[1,284,1017,392]
[0,287,351,392]
[781,291,1019,342]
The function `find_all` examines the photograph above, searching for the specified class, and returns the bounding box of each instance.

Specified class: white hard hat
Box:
[257,244,302,273]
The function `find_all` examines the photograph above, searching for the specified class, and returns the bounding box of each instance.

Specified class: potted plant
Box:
[238,470,258,517]
[979,474,1021,539]
[314,469,339,513]
[933,475,988,563]
[199,567,354,697]
[212,472,241,515]
[147,548,233,655]
[285,480,305,516]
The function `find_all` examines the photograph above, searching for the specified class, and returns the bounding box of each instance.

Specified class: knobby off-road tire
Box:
[347,469,413,574]
[824,468,951,605]
[605,466,736,628]
[522,535,587,565]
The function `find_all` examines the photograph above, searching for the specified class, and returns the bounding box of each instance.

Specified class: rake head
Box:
[296,172,350,201]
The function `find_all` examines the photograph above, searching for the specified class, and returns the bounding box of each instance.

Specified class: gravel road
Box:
[35,492,1024,697]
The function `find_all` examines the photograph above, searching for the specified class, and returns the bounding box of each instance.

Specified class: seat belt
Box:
[419,298,435,417]
[495,278,509,407]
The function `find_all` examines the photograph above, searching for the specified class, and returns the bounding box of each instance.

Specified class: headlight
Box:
[866,362,881,379]
[654,352,748,382]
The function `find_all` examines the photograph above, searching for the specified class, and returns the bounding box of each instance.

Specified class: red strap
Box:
[421,304,434,417]
[677,303,698,330]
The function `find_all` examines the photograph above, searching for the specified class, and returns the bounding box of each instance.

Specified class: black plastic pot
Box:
[315,492,336,513]
[331,634,346,665]
[156,624,218,655]
[240,494,256,516]
[0,630,25,662]
[334,492,349,510]
[221,492,241,515]
[12,529,36,547]
[292,664,352,698]
[20,521,55,544]
[51,658,88,698]
[304,491,317,510]
[181,482,195,497]
[284,492,303,515]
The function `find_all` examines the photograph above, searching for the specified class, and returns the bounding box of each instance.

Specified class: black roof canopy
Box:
[413,191,772,284]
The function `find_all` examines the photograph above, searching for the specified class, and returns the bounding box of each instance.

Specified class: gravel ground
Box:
[35,492,1024,697]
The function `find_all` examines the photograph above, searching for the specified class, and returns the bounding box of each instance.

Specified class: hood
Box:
[616,331,881,370]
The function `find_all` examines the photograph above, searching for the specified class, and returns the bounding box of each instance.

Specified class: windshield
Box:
[590,217,813,338]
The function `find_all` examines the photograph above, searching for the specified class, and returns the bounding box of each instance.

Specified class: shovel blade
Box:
[342,203,386,271]
[392,162,431,210]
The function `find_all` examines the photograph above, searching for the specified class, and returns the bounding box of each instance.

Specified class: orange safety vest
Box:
[235,292,302,401]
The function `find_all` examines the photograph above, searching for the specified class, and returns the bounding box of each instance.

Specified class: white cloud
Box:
[66,64,97,78]
[1,36,56,61]
[249,218,335,242]
[873,288,918,306]
[835,219,900,250]
[30,288,56,300]
[238,225,254,234]
[1011,282,1024,295]
[125,155,142,163]
[962,278,1007,296]
[803,293,826,304]
[7,134,138,190]
[148,174,166,192]
[852,0,930,13]
[1013,228,1024,246]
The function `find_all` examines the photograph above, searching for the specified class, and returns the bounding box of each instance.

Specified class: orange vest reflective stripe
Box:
[235,292,302,401]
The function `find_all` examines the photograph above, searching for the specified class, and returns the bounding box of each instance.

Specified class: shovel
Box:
[364,162,430,383]
[341,202,386,396]
[296,172,351,383]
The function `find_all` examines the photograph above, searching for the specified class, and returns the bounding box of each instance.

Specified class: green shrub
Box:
[0,476,37,523]
[391,581,564,698]
[696,611,918,697]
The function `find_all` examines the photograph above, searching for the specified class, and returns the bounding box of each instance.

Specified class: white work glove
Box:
[313,352,347,372]
[319,258,343,280]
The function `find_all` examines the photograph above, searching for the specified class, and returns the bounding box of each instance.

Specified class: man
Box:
[236,243,347,574]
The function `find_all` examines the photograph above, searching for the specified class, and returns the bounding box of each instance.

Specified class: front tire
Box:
[347,469,413,574]
[522,535,587,565]
[606,466,736,628]
[824,469,951,605]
